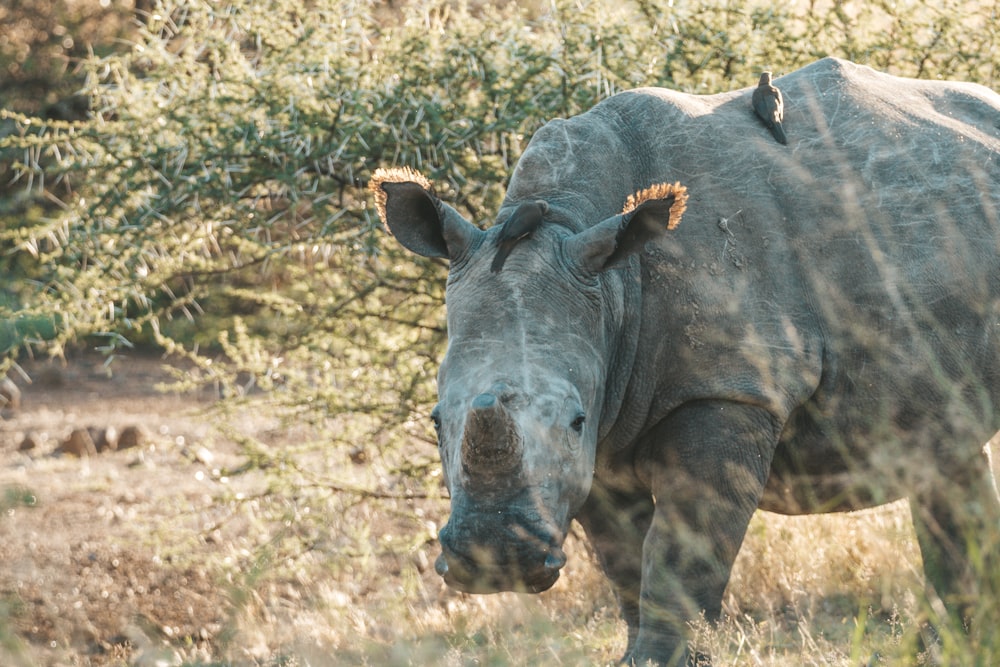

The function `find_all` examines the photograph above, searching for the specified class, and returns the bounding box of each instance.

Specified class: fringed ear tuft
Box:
[621,182,689,230]
[369,167,434,226]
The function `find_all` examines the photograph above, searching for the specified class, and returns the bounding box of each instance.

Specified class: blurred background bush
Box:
[0,2,997,661]
[2,0,997,461]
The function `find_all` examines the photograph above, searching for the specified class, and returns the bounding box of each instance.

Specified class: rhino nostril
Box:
[544,547,567,571]
[435,553,450,577]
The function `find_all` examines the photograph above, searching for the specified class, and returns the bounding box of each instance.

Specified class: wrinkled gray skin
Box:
[376,58,1000,665]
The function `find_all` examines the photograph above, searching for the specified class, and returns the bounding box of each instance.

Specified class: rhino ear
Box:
[565,182,688,273]
[370,167,483,260]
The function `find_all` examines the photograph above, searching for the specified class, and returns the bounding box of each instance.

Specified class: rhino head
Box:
[371,167,687,593]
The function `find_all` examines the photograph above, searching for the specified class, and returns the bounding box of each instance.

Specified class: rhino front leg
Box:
[577,484,655,660]
[910,447,1000,634]
[631,401,779,666]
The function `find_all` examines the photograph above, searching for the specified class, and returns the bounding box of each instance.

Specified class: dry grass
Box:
[0,353,989,666]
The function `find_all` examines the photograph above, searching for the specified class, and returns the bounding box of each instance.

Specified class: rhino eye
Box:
[570,413,586,433]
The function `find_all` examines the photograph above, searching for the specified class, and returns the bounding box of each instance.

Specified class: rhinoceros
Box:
[370,57,1000,665]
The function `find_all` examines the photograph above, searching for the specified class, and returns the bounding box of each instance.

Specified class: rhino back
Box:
[652,60,999,506]
[504,58,1000,503]
[548,58,996,221]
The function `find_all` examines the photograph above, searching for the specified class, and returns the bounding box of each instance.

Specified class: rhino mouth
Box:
[434,545,566,594]
[434,519,568,594]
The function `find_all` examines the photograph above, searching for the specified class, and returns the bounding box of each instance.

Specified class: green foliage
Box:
[0,485,38,511]
[3,0,998,442]
[1,0,999,661]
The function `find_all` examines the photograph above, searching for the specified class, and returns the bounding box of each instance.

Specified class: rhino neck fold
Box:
[596,258,644,447]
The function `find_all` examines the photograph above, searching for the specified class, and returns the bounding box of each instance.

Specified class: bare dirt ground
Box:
[3,352,995,666]
[0,351,614,667]
[0,351,256,666]
[1,351,574,667]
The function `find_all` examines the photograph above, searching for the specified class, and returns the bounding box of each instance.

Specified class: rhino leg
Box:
[909,448,1000,635]
[632,401,778,666]
[577,485,655,660]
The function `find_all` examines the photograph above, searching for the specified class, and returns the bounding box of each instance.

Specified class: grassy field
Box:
[0,352,994,666]
[2,1,999,664]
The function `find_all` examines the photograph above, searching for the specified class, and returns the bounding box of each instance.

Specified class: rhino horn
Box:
[461,392,523,477]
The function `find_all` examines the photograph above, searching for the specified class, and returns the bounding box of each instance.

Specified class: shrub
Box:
[0,0,997,661]
[3,0,997,446]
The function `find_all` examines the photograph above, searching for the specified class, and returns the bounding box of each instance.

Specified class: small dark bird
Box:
[491,201,548,273]
[752,71,787,145]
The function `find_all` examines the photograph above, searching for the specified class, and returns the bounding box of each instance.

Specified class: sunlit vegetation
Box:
[1,0,998,664]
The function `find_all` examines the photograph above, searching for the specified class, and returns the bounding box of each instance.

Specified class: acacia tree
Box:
[0,0,996,522]
[1,0,998,660]
[4,0,994,426]
[1,0,997,499]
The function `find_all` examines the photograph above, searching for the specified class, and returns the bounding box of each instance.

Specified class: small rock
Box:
[127,451,150,468]
[0,378,20,411]
[18,432,40,451]
[88,425,119,453]
[117,424,151,451]
[414,548,430,573]
[131,646,183,667]
[124,622,182,667]
[193,446,214,465]
[59,428,97,457]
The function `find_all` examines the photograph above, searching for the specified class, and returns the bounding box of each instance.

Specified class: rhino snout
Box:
[435,520,566,594]
[543,546,567,570]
